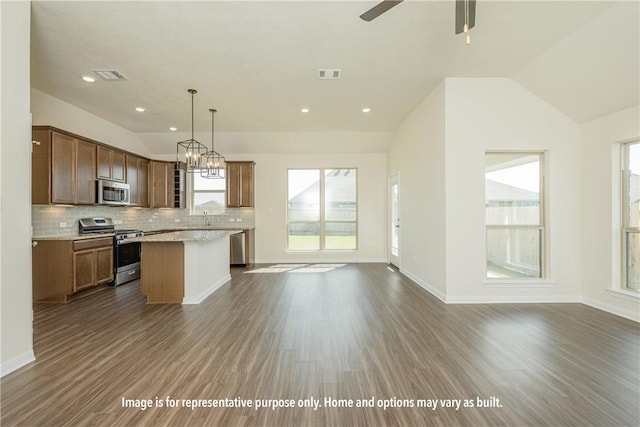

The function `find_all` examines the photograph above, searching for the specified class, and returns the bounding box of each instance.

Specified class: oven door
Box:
[114,240,141,285]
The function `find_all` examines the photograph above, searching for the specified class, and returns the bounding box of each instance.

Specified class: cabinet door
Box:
[126,155,139,205]
[150,161,169,208]
[51,132,76,204]
[226,161,255,207]
[76,140,97,204]
[95,246,114,284]
[112,150,126,182]
[73,249,95,292]
[32,129,52,204]
[97,146,113,180]
[138,158,149,208]
[238,162,254,207]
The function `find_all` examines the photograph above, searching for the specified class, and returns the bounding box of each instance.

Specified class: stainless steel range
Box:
[79,217,144,286]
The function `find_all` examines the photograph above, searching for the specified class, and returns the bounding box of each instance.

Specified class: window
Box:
[485,152,545,279]
[622,141,640,291]
[287,169,357,251]
[189,172,225,214]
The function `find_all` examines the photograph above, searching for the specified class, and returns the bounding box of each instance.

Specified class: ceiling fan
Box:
[360,0,476,44]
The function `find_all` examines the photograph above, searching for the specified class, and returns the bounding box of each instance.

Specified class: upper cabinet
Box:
[149,161,174,208]
[97,146,126,182]
[126,155,149,207]
[32,127,97,205]
[226,161,255,208]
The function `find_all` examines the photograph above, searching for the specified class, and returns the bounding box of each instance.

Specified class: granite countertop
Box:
[32,225,254,240]
[143,225,255,233]
[126,229,242,243]
[32,233,115,241]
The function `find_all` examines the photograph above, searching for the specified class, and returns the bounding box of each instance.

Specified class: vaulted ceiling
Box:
[31,1,639,135]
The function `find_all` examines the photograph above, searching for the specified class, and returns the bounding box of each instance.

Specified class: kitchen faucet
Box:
[203,211,210,227]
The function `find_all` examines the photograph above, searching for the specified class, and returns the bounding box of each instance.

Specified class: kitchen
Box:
[30,124,257,304]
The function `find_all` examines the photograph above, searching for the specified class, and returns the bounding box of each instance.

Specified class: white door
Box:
[389,173,400,268]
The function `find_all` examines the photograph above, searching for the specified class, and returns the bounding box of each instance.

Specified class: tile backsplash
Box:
[32,205,255,237]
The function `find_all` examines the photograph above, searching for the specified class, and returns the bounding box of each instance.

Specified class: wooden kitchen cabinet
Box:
[76,139,97,204]
[32,127,97,205]
[33,237,114,302]
[149,161,174,208]
[97,146,126,182]
[126,155,150,207]
[226,161,255,207]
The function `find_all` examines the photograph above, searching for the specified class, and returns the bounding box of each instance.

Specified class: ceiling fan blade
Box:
[455,0,476,34]
[360,0,403,22]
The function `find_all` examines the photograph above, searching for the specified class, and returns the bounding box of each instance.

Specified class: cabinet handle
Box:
[128,270,137,275]
[32,241,38,247]
[32,140,41,146]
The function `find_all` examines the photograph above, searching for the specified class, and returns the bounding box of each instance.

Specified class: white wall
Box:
[444,78,582,303]
[387,82,447,300]
[1,1,35,376]
[31,89,151,157]
[232,152,388,263]
[580,105,640,321]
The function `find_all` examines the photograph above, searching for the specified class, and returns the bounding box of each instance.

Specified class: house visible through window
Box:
[287,169,357,251]
[622,141,640,291]
[189,172,225,214]
[485,152,545,279]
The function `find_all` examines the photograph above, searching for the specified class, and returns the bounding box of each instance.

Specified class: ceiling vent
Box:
[317,69,341,80]
[92,69,128,81]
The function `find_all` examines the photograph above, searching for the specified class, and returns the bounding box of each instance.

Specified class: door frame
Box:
[388,173,400,268]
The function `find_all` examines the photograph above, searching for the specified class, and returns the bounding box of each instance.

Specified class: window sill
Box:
[483,279,554,288]
[607,288,640,302]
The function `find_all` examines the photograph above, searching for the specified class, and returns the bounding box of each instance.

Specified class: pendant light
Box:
[176,89,208,172]
[463,0,471,45]
[200,108,226,179]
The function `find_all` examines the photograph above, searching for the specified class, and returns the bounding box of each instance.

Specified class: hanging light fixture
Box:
[463,0,471,45]
[200,108,226,179]
[176,89,208,172]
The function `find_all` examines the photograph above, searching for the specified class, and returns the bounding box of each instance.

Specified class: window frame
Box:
[621,140,640,292]
[286,168,358,252]
[188,171,226,215]
[484,151,547,281]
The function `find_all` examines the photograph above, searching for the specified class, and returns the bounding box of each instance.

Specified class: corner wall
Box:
[1,1,35,376]
[387,82,447,300]
[580,105,640,321]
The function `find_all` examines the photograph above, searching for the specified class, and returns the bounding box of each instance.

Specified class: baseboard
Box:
[445,295,581,304]
[182,274,230,305]
[581,297,640,322]
[256,258,388,264]
[1,350,35,378]
[399,269,447,303]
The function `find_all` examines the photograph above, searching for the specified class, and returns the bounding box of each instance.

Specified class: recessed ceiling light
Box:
[169,127,177,131]
[301,108,310,113]
[362,107,371,113]
[135,107,145,112]
[81,75,96,83]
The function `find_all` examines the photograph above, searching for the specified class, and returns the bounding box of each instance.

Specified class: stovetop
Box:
[79,217,142,237]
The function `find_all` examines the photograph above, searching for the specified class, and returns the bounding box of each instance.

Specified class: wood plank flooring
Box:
[1,263,639,426]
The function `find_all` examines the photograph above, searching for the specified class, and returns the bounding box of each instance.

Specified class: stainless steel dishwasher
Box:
[230,231,246,266]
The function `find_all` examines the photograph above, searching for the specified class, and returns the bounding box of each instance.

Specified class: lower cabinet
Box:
[72,245,113,292]
[33,237,114,302]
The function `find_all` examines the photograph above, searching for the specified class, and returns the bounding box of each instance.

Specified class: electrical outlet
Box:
[59,221,67,228]
[229,218,235,222]
[148,219,153,222]
[174,218,181,223]
[114,220,123,225]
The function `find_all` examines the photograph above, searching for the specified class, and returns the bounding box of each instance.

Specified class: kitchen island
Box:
[128,229,241,304]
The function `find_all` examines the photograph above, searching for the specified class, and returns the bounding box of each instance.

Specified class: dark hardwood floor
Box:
[1,263,639,426]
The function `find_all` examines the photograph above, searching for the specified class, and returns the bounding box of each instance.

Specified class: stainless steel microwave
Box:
[96,179,130,206]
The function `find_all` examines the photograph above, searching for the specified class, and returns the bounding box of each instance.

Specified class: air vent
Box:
[92,69,128,81]
[317,69,341,80]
